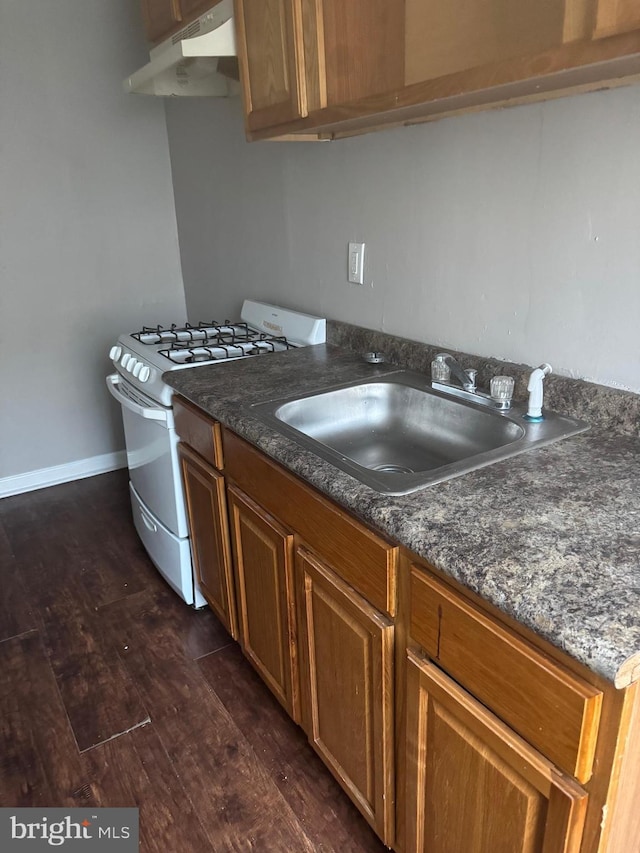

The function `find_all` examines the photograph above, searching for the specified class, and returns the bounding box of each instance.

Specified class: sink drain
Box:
[372,463,415,474]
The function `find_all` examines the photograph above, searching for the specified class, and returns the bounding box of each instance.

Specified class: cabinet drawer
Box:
[223,430,398,616]
[409,568,602,783]
[174,396,223,469]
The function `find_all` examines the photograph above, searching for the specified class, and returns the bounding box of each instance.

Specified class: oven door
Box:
[106,373,188,538]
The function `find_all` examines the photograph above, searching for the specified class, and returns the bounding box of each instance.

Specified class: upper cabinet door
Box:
[405,0,574,85]
[180,0,214,19]
[234,0,308,131]
[141,0,181,43]
[306,0,405,107]
[593,0,640,37]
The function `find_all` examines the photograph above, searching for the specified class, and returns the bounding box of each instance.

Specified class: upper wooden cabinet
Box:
[301,0,404,109]
[141,0,181,43]
[235,0,640,140]
[405,0,566,85]
[140,0,216,43]
[181,0,214,19]
[594,0,640,37]
[234,0,307,131]
[234,0,405,135]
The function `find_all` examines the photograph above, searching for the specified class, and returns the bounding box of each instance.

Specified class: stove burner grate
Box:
[132,321,253,346]
[158,332,296,365]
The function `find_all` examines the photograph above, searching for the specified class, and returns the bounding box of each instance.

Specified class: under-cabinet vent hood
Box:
[124,0,239,97]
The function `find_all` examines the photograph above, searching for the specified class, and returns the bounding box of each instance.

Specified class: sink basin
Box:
[251,371,588,494]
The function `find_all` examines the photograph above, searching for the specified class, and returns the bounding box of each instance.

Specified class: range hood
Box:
[124,0,239,97]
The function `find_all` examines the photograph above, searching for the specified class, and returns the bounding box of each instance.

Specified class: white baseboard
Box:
[0,450,128,499]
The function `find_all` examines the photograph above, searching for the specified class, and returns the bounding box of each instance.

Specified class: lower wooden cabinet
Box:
[296,547,395,846]
[178,443,238,639]
[404,650,588,853]
[227,484,299,720]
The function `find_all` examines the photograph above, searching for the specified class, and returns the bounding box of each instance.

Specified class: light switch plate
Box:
[348,242,365,285]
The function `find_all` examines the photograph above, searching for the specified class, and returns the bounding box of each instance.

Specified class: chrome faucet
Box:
[438,354,477,392]
[431,353,512,411]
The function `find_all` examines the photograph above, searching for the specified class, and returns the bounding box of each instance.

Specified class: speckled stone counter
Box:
[165,339,640,688]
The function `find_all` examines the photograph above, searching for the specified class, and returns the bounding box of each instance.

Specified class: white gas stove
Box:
[106,300,326,608]
[109,299,326,407]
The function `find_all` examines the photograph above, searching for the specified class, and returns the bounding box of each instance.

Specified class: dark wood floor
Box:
[0,470,386,852]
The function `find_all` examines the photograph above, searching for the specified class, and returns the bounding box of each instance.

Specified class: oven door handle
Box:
[106,373,168,423]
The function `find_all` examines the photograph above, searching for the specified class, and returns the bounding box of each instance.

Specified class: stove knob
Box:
[126,358,138,374]
[132,361,143,378]
[109,345,122,361]
[121,352,131,368]
[138,365,151,383]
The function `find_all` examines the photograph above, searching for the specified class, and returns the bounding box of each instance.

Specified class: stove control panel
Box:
[109,346,154,384]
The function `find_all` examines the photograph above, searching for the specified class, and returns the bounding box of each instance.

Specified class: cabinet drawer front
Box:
[223,430,398,616]
[174,396,224,469]
[409,568,602,783]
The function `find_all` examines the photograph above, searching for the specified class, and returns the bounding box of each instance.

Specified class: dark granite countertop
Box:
[165,340,640,688]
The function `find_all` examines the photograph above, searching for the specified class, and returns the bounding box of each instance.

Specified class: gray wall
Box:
[0,0,186,486]
[166,86,640,392]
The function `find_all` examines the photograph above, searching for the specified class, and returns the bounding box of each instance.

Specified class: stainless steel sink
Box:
[251,371,588,494]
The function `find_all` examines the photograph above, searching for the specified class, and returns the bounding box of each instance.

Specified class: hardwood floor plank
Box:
[0,632,93,808]
[2,481,153,752]
[40,573,150,752]
[3,478,155,612]
[155,689,318,852]
[68,472,161,607]
[80,724,211,853]
[100,583,232,663]
[0,523,37,641]
[76,536,157,609]
[0,520,14,564]
[101,598,317,851]
[199,644,387,853]
[0,564,38,642]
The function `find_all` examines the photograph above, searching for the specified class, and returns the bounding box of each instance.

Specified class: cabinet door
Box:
[227,486,298,720]
[296,547,395,845]
[302,0,404,108]
[405,650,588,853]
[141,0,181,42]
[405,0,573,84]
[234,0,307,131]
[594,0,640,38]
[179,444,238,639]
[180,0,213,19]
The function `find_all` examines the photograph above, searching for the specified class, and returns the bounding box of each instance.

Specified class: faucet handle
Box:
[464,369,477,391]
[431,354,451,382]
